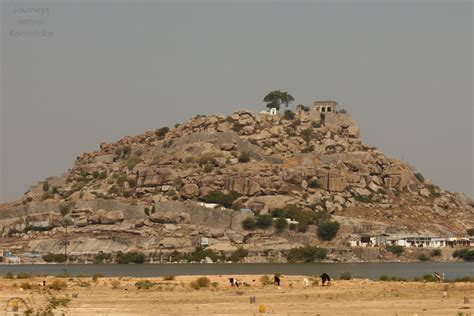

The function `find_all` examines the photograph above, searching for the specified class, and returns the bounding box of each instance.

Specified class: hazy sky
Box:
[0,1,472,202]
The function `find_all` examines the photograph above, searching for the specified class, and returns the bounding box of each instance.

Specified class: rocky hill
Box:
[1,105,473,263]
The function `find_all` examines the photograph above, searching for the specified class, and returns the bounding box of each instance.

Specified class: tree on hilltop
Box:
[263,90,294,111]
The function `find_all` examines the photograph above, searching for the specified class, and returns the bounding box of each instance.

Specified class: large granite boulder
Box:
[180,183,200,199]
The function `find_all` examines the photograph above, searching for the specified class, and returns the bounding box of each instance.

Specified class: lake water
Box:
[0,262,472,280]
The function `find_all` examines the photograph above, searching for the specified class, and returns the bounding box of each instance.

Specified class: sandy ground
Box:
[0,275,473,315]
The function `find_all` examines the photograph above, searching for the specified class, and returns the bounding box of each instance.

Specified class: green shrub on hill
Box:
[317,221,340,241]
[116,251,145,264]
[287,246,327,263]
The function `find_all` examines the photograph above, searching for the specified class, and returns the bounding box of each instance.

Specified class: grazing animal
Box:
[274,275,281,286]
[229,277,241,287]
[434,272,442,283]
[320,273,331,286]
[303,278,309,288]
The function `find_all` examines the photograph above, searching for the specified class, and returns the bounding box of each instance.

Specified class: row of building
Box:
[348,233,472,248]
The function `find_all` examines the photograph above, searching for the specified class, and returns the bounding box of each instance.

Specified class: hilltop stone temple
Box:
[312,100,338,113]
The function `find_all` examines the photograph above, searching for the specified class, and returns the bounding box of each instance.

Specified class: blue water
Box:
[0,262,472,280]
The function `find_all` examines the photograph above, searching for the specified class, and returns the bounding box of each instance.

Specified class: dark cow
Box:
[274,275,281,286]
[320,273,331,286]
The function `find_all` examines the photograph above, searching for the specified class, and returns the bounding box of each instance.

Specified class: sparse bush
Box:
[308,179,321,189]
[379,274,389,281]
[386,244,404,256]
[135,280,156,290]
[353,194,374,203]
[415,172,425,182]
[418,254,430,262]
[317,221,340,241]
[339,109,348,114]
[274,205,324,227]
[16,272,31,279]
[155,126,170,139]
[20,282,33,290]
[453,248,474,261]
[50,279,67,291]
[163,139,174,148]
[232,122,244,133]
[287,246,327,263]
[284,110,295,120]
[454,276,474,282]
[42,253,66,263]
[185,247,222,263]
[4,272,14,279]
[41,192,53,201]
[110,280,121,289]
[297,222,308,233]
[421,274,436,282]
[92,273,103,282]
[238,152,250,163]
[116,174,128,186]
[339,272,352,280]
[211,281,219,289]
[260,275,272,286]
[94,252,112,264]
[125,155,142,170]
[242,217,256,230]
[431,249,442,257]
[116,145,132,159]
[203,164,214,173]
[123,191,133,198]
[116,251,145,264]
[256,214,273,229]
[163,275,175,281]
[228,247,249,263]
[190,277,210,290]
[42,181,50,192]
[467,228,474,236]
[426,184,440,197]
[108,185,120,195]
[274,217,288,231]
[202,190,240,208]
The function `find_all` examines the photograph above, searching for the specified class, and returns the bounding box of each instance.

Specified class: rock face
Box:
[317,170,347,192]
[224,177,261,196]
[0,105,471,261]
[149,211,190,224]
[136,168,178,187]
[98,210,124,224]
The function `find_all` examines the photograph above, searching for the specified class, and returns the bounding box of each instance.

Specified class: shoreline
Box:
[0,262,472,281]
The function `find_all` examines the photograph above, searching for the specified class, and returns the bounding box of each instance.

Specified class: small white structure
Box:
[286,218,299,225]
[197,202,226,210]
[198,237,209,247]
[260,108,278,116]
[349,234,471,248]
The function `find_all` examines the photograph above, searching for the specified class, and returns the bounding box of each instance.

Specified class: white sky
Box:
[0,0,472,201]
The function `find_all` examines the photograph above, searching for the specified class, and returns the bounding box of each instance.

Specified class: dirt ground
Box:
[0,275,472,315]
